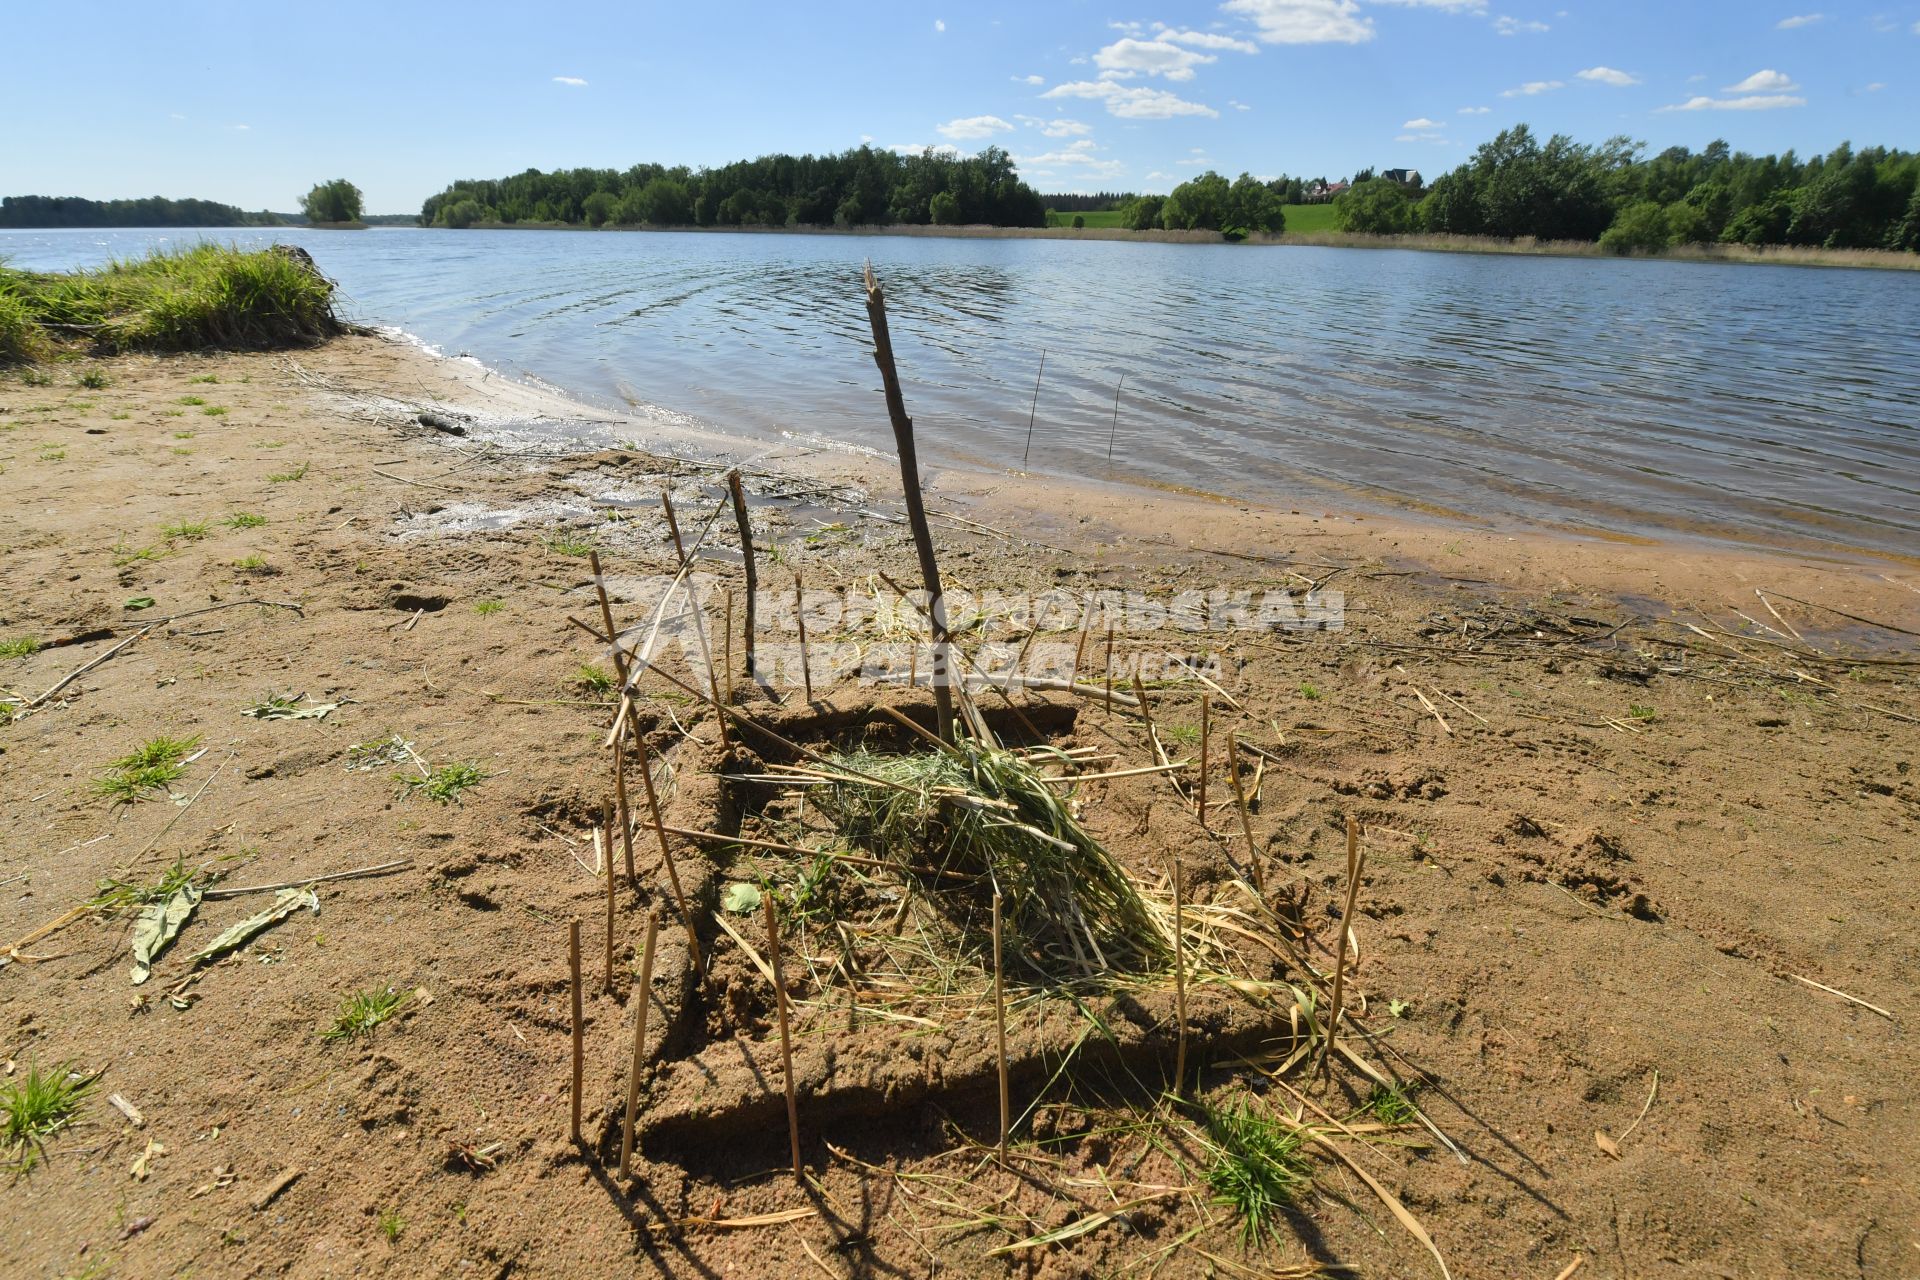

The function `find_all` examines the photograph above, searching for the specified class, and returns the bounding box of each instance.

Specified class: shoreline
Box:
[3,334,1918,1278]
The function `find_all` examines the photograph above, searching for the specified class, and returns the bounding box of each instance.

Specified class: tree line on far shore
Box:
[0,194,286,229]
[418,146,1047,231]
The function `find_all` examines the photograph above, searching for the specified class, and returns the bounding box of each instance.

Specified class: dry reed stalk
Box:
[1107,372,1125,463]
[619,908,660,1177]
[612,740,637,885]
[723,589,735,710]
[794,571,813,701]
[1104,627,1115,712]
[587,550,629,686]
[862,262,955,741]
[660,489,686,565]
[1170,852,1188,1099]
[726,469,757,678]
[762,892,803,1179]
[631,731,702,970]
[1071,612,1091,686]
[1022,348,1046,468]
[1198,694,1211,827]
[1225,732,1267,897]
[568,919,584,1144]
[993,890,1010,1159]
[602,804,617,994]
[1325,813,1363,1073]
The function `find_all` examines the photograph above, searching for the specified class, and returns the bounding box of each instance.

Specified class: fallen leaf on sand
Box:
[1594,1130,1620,1159]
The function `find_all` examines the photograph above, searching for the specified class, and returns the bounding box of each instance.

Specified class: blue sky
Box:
[6,1,1916,211]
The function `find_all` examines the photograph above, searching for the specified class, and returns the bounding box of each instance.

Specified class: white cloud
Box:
[228,123,250,131]
[934,18,946,32]
[1913,20,1920,34]
[1775,13,1822,28]
[1016,114,1094,137]
[1577,66,1641,86]
[935,115,1013,140]
[1458,104,1491,114]
[1175,147,1212,167]
[552,76,588,86]
[1094,37,1217,81]
[1153,25,1260,52]
[1222,0,1374,45]
[859,134,874,143]
[1493,15,1551,34]
[1017,139,1125,177]
[1146,171,1173,181]
[1500,79,1563,96]
[1014,73,1045,85]
[1041,80,1219,118]
[1659,93,1806,111]
[888,142,963,157]
[1864,81,1886,92]
[1373,0,1486,10]
[1230,99,1252,110]
[1725,68,1797,92]
[1402,116,1445,129]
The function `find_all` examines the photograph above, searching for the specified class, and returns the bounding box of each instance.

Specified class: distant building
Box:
[1305,180,1352,204]
[1382,168,1423,187]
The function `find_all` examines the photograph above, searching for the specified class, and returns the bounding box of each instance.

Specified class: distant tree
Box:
[1351,166,1376,185]
[1891,181,1920,251]
[300,179,364,224]
[1335,179,1416,234]
[1663,200,1710,245]
[1227,173,1286,233]
[1122,195,1164,230]
[1070,213,1085,229]
[930,191,962,225]
[583,191,616,227]
[1161,171,1232,231]
[1599,201,1670,252]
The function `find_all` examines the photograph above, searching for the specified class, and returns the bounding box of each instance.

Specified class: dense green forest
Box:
[0,195,284,228]
[1128,128,1919,251]
[418,146,1046,229]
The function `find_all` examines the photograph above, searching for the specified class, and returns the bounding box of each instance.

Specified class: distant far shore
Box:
[434,219,1920,271]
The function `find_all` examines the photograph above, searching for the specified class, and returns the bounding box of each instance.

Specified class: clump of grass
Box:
[202,405,228,417]
[573,662,614,695]
[88,856,202,916]
[2,1063,96,1172]
[1298,682,1322,701]
[188,374,219,384]
[323,986,405,1042]
[0,636,38,660]
[94,733,200,804]
[819,735,1168,981]
[1365,1081,1421,1126]
[37,447,65,462]
[377,1207,407,1241]
[0,292,45,365]
[161,518,210,541]
[266,461,309,483]
[543,532,596,558]
[177,394,206,406]
[472,599,503,615]
[0,244,341,355]
[77,369,110,389]
[1628,704,1657,722]
[221,511,267,529]
[1202,1099,1312,1247]
[233,555,269,572]
[399,761,485,805]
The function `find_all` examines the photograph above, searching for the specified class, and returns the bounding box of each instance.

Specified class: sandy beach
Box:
[3,333,1917,1278]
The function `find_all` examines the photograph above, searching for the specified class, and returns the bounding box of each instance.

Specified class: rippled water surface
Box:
[7,226,1916,555]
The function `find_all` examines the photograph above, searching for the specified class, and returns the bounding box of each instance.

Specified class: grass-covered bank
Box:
[0,244,343,364]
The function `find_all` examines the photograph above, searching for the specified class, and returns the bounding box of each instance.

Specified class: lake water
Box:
[6,226,1917,557]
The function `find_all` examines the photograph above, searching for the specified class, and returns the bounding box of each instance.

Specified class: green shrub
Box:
[0,290,41,365]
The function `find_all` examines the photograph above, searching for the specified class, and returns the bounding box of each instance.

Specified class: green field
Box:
[1044,208,1127,228]
[1279,203,1339,233]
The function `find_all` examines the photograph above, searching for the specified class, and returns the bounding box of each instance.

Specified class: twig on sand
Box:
[26,625,155,708]
[619,908,660,1178]
[1758,590,1918,639]
[1786,973,1893,1019]
[569,920,584,1145]
[201,859,413,899]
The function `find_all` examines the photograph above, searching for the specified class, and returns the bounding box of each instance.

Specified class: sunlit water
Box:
[7,226,1916,556]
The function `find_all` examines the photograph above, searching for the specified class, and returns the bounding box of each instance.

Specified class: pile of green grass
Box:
[0,244,341,364]
[819,737,1169,982]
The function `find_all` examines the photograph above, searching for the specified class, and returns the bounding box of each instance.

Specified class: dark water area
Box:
[7,225,1916,557]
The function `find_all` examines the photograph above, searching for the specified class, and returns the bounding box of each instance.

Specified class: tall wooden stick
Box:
[602,804,617,994]
[619,908,660,1178]
[863,263,954,743]
[1170,852,1188,1099]
[1106,372,1125,464]
[1226,733,1266,897]
[726,469,757,680]
[660,489,686,566]
[1326,813,1363,1071]
[1197,694,1211,828]
[631,731,701,971]
[723,588,735,710]
[794,571,813,702]
[763,892,803,1180]
[992,890,1010,1161]
[1022,348,1046,468]
[612,740,636,885]
[568,919,584,1145]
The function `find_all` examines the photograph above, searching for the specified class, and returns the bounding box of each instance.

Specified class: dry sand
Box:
[2,334,1916,1278]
